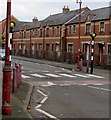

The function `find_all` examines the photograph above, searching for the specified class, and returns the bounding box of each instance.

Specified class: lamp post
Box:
[76,0,82,70]
[76,0,82,52]
[2,0,12,115]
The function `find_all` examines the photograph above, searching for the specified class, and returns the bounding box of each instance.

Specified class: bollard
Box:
[12,67,17,93]
[15,63,19,88]
[86,60,89,73]
[19,64,22,85]
[79,59,83,71]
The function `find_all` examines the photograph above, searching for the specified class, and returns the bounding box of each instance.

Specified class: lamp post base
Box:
[2,102,12,115]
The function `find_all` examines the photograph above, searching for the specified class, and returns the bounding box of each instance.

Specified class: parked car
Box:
[0,49,5,60]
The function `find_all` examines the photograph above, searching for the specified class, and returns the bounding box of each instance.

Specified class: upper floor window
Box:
[100,22,105,33]
[86,23,91,35]
[69,25,72,34]
[46,28,49,36]
[40,29,42,37]
[24,31,26,38]
[34,29,38,36]
[19,32,22,38]
[57,26,60,35]
[52,27,54,35]
[73,25,76,33]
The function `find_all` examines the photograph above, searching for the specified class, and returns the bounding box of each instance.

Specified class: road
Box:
[12,59,110,119]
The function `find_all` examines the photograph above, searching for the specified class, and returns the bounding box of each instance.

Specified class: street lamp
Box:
[76,0,82,70]
[2,0,12,115]
[76,0,82,52]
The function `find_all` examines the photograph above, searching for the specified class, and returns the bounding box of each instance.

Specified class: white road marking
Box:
[36,63,40,65]
[74,74,89,78]
[60,84,71,86]
[60,74,76,78]
[36,108,59,120]
[37,90,47,97]
[88,86,111,92]
[22,75,30,79]
[40,96,48,104]
[48,82,57,86]
[55,71,62,73]
[35,104,42,109]
[31,73,46,78]
[45,73,61,78]
[86,74,105,78]
[42,71,49,72]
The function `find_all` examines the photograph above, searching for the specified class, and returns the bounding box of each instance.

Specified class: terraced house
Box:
[12,6,111,67]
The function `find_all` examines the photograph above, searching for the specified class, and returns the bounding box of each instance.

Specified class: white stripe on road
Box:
[36,108,59,120]
[31,73,46,78]
[88,86,111,92]
[86,74,105,78]
[37,90,47,97]
[45,73,61,78]
[60,74,76,78]
[74,74,89,78]
[40,96,48,104]
[22,75,30,79]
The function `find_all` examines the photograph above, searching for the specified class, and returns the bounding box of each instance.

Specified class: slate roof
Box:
[12,6,110,32]
[65,6,110,25]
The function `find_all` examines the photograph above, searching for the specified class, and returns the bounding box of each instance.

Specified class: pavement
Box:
[0,62,3,120]
[0,61,33,119]
[0,55,110,119]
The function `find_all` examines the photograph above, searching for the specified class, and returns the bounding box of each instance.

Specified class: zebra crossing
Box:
[22,72,105,79]
[29,80,109,87]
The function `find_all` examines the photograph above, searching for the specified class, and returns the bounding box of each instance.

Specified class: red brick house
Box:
[12,6,111,66]
[0,15,19,48]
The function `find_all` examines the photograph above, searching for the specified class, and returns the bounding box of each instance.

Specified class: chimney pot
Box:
[33,17,38,22]
[62,6,70,13]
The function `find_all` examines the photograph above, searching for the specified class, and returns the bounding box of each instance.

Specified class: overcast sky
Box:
[0,0,110,22]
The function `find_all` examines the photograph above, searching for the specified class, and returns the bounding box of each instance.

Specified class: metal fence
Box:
[12,49,109,67]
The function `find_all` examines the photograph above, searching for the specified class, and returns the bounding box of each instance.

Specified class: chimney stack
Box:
[32,17,38,22]
[63,6,70,13]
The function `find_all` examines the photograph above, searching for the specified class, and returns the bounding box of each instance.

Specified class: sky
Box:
[0,0,110,22]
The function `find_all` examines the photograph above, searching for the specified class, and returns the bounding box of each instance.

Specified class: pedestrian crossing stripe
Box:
[74,74,89,78]
[86,74,105,78]
[45,73,61,77]
[22,75,31,78]
[60,74,76,78]
[31,74,46,78]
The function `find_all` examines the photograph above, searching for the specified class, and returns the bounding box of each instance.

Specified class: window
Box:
[73,25,76,33]
[57,27,60,35]
[100,22,104,33]
[18,44,21,49]
[40,29,42,37]
[46,28,49,36]
[30,30,34,37]
[68,44,73,53]
[34,29,38,36]
[38,43,42,50]
[69,25,72,33]
[24,31,26,38]
[52,27,54,35]
[46,44,50,51]
[19,32,22,38]
[108,45,111,54]
[86,23,91,34]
